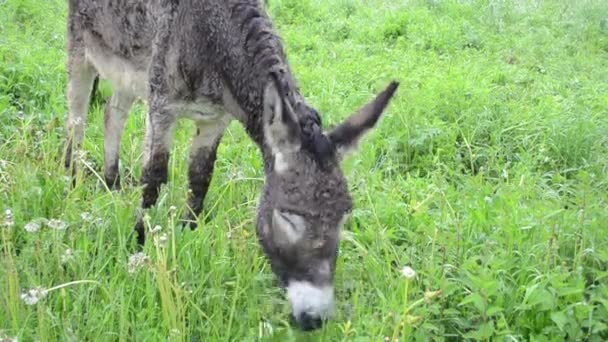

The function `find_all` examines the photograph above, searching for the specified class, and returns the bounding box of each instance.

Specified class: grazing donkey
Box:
[64,0,399,330]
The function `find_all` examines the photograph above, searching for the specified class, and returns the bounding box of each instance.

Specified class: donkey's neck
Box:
[218,1,304,166]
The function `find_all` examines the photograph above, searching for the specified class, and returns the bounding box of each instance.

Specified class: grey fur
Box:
[64,0,399,330]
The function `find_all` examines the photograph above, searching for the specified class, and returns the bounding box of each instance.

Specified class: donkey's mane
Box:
[230,1,335,165]
[229,1,299,102]
[298,107,336,166]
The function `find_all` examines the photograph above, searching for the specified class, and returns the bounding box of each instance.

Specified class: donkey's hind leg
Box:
[103,92,135,190]
[64,36,97,182]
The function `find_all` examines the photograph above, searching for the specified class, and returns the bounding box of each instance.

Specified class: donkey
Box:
[64,0,399,330]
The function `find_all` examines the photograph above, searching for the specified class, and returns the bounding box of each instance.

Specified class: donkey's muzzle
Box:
[291,312,325,331]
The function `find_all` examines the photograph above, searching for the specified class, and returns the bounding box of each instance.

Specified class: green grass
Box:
[1,0,608,340]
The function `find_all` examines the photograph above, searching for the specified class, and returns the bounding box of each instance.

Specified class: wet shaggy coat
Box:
[64,0,399,331]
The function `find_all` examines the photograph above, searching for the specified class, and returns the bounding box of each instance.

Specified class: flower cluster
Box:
[3,209,14,228]
[127,252,150,274]
[0,331,19,342]
[20,287,48,306]
[400,266,417,279]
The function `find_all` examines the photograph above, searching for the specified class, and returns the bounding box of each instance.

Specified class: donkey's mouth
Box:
[290,312,325,331]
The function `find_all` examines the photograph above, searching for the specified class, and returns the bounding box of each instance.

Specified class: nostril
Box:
[295,312,324,331]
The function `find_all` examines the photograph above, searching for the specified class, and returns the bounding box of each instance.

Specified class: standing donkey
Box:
[64,0,399,330]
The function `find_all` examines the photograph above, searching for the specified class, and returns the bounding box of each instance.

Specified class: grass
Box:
[1,0,608,340]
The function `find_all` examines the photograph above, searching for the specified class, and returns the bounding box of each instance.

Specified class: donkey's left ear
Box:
[328,81,399,157]
[263,71,301,155]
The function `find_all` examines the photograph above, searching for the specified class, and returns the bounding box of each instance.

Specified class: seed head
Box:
[149,225,162,235]
[20,287,47,305]
[80,212,94,222]
[47,219,67,230]
[155,233,168,248]
[424,289,443,303]
[404,315,422,325]
[61,249,75,265]
[400,266,417,280]
[24,221,41,233]
[0,331,18,342]
[127,252,150,274]
[3,209,14,228]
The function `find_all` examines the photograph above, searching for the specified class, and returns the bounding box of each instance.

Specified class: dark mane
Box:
[228,1,304,145]
[298,105,337,167]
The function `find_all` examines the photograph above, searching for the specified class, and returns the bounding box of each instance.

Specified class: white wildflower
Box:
[47,219,67,230]
[169,206,177,216]
[400,266,417,280]
[61,249,74,265]
[127,252,150,274]
[74,150,88,163]
[80,212,94,222]
[0,331,18,342]
[24,221,41,233]
[155,233,168,247]
[3,209,14,228]
[20,287,47,305]
[149,225,162,235]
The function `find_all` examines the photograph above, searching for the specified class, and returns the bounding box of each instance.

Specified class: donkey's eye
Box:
[272,209,307,245]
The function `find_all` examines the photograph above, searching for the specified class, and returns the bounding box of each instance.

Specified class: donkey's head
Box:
[256,72,399,330]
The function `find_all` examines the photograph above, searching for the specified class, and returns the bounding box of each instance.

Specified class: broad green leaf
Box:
[550,311,569,331]
[464,322,494,340]
[486,306,503,316]
[459,292,486,313]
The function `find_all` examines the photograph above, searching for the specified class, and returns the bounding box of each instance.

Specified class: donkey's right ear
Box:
[328,81,399,158]
[263,72,301,155]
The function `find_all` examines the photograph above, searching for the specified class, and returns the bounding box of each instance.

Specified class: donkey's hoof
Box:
[134,220,146,246]
[104,174,121,191]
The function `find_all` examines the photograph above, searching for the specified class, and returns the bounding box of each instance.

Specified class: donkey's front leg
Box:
[183,118,231,228]
[64,60,97,182]
[134,109,176,245]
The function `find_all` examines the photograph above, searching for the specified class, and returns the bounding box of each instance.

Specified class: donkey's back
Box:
[64,0,253,189]
[67,0,193,100]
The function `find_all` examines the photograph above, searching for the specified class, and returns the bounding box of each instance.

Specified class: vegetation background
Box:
[1,0,607,340]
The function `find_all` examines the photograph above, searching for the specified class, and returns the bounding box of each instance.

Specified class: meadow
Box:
[1,0,608,340]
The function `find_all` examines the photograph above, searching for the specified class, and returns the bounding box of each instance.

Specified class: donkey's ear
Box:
[263,72,301,155]
[328,81,399,158]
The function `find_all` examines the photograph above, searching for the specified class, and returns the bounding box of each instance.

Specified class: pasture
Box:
[1,0,608,340]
